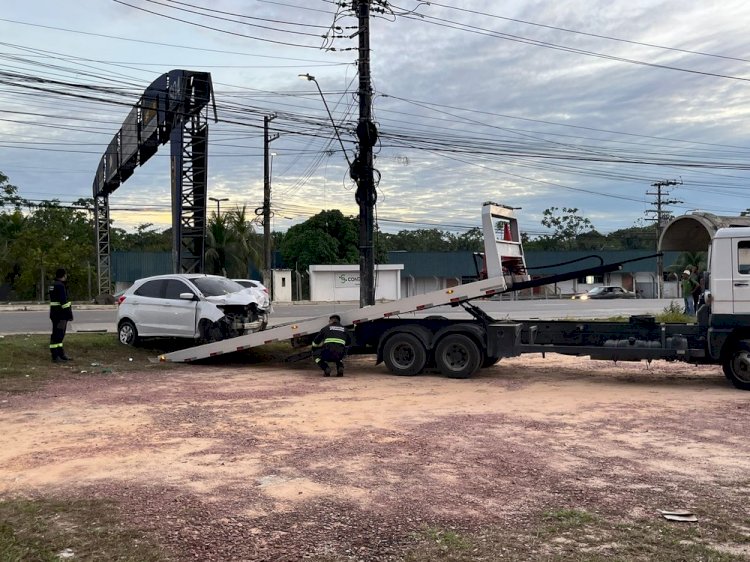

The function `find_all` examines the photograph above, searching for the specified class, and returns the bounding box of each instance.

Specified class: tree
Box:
[280,210,358,273]
[540,207,594,250]
[204,205,262,277]
[379,227,483,253]
[111,223,172,252]
[0,172,25,210]
[667,251,707,276]
[9,200,95,299]
[605,224,656,250]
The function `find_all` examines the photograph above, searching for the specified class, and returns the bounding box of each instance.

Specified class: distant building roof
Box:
[387,251,478,278]
[388,250,684,278]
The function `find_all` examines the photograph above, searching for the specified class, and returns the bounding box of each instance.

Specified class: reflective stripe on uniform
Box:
[61,302,72,309]
[50,302,61,306]
[323,337,346,345]
[49,343,64,349]
[314,357,321,363]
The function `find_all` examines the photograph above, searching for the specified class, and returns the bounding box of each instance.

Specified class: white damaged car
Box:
[116,274,272,346]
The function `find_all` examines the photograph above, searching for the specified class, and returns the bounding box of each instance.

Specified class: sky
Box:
[1,0,749,238]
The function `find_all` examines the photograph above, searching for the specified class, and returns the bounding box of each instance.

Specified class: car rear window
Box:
[192,277,244,297]
[134,279,165,298]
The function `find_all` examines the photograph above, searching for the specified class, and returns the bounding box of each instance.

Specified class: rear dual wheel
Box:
[383,333,427,376]
[435,334,482,379]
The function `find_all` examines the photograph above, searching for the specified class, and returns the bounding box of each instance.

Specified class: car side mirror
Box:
[179,292,197,301]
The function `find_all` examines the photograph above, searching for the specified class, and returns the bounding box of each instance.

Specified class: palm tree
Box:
[667,251,707,275]
[225,205,262,277]
[205,212,232,276]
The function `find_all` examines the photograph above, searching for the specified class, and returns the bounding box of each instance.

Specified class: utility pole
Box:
[353,0,378,307]
[646,179,682,298]
[263,114,279,296]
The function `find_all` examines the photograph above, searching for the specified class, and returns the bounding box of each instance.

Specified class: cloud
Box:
[1,0,749,239]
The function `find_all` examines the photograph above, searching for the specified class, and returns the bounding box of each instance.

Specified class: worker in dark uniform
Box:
[49,268,73,362]
[312,314,351,377]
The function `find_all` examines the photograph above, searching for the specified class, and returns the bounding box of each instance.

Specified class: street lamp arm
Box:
[299,73,353,168]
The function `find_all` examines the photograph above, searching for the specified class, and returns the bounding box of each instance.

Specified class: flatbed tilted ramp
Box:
[157,202,526,363]
[157,276,511,362]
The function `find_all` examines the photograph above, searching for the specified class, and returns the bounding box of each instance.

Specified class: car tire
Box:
[118,320,139,346]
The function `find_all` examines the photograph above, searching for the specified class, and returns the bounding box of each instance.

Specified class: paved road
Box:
[0,299,681,335]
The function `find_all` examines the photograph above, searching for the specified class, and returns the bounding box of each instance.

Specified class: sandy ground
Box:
[1,355,749,560]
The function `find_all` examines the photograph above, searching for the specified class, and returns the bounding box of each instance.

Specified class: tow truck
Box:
[157,203,750,391]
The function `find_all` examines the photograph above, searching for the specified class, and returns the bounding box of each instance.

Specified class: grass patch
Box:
[543,508,598,528]
[0,334,309,393]
[400,507,749,562]
[656,301,693,323]
[0,497,169,562]
[0,333,177,393]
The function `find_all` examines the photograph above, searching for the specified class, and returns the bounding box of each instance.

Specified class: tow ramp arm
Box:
[155,275,511,363]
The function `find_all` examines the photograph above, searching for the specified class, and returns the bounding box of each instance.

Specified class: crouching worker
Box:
[312,314,351,377]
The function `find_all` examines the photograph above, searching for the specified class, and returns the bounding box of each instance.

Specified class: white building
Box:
[309,264,404,302]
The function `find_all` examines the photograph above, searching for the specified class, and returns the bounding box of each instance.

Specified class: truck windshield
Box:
[192,277,245,297]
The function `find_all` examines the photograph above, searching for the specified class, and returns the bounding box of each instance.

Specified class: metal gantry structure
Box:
[92,70,215,295]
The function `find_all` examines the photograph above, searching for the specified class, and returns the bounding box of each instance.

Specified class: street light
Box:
[298,73,352,167]
[209,197,229,217]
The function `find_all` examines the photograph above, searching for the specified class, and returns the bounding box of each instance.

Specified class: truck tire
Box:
[383,332,427,376]
[481,354,501,368]
[722,340,750,390]
[435,333,481,379]
[118,320,139,346]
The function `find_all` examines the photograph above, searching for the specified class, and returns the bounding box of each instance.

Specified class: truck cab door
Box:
[732,239,750,314]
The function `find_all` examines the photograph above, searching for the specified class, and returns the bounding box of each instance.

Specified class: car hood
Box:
[204,292,267,308]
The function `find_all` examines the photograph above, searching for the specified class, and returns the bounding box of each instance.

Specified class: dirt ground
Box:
[2,354,750,560]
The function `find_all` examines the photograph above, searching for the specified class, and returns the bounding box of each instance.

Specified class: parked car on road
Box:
[116,274,271,346]
[571,286,637,300]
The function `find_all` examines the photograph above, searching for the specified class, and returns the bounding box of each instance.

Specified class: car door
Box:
[732,239,750,314]
[132,279,167,336]
[163,279,198,337]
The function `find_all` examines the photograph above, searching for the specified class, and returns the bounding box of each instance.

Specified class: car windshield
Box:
[588,287,606,295]
[191,277,245,297]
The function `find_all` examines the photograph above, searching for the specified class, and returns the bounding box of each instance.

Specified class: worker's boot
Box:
[336,366,344,377]
[51,348,62,363]
[323,368,331,377]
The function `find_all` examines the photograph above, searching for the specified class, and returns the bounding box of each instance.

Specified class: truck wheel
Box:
[383,333,427,376]
[118,320,139,346]
[435,334,481,379]
[722,340,750,390]
[481,355,501,368]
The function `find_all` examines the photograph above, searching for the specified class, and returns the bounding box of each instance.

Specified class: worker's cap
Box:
[683,269,691,275]
[329,314,341,322]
